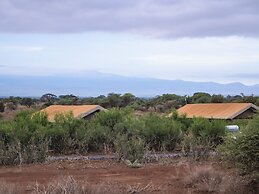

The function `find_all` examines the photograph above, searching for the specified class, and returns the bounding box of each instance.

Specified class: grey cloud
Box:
[0,0,259,37]
[231,73,259,78]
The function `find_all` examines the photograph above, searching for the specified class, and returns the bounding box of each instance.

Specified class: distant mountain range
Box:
[1,72,259,97]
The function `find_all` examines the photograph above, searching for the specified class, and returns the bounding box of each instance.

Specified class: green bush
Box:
[182,118,226,160]
[219,116,259,174]
[44,124,69,153]
[171,111,191,133]
[0,108,232,166]
[190,118,225,147]
[115,134,145,163]
[0,140,20,165]
[95,108,132,130]
[140,113,182,151]
[47,113,86,153]
[0,138,49,165]
[0,111,49,165]
[84,123,113,152]
[19,137,49,164]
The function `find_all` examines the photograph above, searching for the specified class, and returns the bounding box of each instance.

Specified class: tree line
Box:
[1,92,259,114]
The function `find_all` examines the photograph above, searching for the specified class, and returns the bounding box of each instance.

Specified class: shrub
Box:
[0,111,49,165]
[182,118,226,160]
[170,111,191,133]
[181,134,211,160]
[95,108,132,130]
[190,118,225,146]
[219,116,259,175]
[0,138,49,165]
[191,118,221,137]
[21,137,49,164]
[140,113,182,151]
[47,113,84,153]
[84,123,113,152]
[0,140,20,165]
[115,134,145,163]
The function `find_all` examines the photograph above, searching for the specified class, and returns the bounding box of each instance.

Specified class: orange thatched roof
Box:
[175,103,259,120]
[41,105,105,121]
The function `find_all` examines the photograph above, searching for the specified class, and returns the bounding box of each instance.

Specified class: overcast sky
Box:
[0,0,259,85]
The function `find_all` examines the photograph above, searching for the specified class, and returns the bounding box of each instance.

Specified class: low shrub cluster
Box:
[219,116,259,176]
[0,108,228,165]
[176,113,226,160]
[0,111,49,165]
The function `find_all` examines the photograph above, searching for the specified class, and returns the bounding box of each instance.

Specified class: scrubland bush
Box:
[181,117,226,160]
[115,134,145,163]
[218,116,259,193]
[170,111,191,133]
[0,111,49,165]
[83,123,113,152]
[219,116,259,175]
[191,118,226,146]
[46,113,84,153]
[95,108,131,129]
[181,134,212,160]
[140,113,183,151]
[0,108,229,166]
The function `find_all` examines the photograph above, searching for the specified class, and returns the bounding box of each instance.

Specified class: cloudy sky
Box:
[1,0,259,84]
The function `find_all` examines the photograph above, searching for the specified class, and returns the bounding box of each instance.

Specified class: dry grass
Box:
[31,176,160,194]
[126,182,158,193]
[0,181,19,194]
[32,176,125,194]
[183,165,253,194]
[0,164,253,194]
[221,175,246,194]
[184,166,223,193]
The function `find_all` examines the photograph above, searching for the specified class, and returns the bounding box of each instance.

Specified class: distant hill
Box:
[1,72,259,97]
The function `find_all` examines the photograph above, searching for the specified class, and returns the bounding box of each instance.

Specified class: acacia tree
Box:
[106,93,121,108]
[40,93,57,106]
[211,94,224,103]
[58,94,79,105]
[21,97,34,107]
[121,93,135,107]
[192,92,211,103]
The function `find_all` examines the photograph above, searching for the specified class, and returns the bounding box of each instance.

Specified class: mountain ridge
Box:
[1,73,259,97]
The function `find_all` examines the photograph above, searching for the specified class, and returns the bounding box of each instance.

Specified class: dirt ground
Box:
[0,158,222,194]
